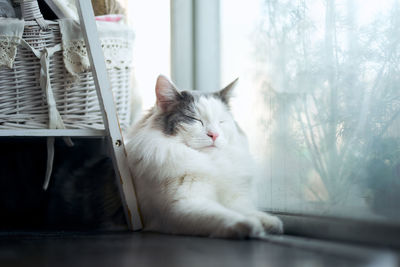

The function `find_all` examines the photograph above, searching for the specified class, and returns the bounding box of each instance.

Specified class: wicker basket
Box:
[0,0,132,130]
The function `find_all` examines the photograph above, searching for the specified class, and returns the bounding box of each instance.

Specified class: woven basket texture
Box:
[0,1,131,130]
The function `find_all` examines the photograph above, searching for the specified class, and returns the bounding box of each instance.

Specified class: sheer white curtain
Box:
[222,0,400,222]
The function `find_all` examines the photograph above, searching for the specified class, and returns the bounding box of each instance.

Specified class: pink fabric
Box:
[95,15,123,22]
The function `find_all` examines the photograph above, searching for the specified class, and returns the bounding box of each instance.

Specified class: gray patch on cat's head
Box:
[154,90,199,135]
[203,92,230,110]
[213,78,238,106]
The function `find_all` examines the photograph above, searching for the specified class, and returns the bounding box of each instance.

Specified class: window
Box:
[221,0,400,225]
[122,0,171,119]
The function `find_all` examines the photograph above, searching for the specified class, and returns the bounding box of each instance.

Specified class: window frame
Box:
[269,211,400,248]
[170,0,220,91]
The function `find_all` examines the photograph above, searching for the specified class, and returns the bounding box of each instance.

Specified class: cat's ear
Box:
[215,78,238,105]
[155,75,180,112]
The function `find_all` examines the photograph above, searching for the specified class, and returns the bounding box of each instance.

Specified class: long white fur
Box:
[125,75,283,238]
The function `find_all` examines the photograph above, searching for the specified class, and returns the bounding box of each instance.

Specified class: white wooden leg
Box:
[75,0,142,231]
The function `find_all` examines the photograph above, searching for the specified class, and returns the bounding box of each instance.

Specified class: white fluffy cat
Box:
[126,75,283,238]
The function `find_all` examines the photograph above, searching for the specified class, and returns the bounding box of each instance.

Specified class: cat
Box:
[125,75,283,238]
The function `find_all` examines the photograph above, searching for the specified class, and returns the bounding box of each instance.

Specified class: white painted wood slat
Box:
[76,0,142,231]
[0,129,106,137]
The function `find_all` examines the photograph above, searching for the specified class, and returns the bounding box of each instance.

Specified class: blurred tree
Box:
[254,0,400,214]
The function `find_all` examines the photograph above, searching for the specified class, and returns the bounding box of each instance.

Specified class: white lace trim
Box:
[0,18,133,73]
[62,37,133,75]
[0,35,22,68]
[60,19,134,76]
[101,37,132,70]
[0,19,24,69]
[62,39,90,74]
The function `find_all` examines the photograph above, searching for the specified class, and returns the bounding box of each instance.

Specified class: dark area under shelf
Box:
[0,137,124,230]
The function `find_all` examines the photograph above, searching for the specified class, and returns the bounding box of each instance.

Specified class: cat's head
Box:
[153,75,240,151]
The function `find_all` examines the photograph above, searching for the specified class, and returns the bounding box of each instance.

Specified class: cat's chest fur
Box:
[204,145,253,185]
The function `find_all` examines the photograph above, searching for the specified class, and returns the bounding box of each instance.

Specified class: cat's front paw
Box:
[253,212,283,234]
[211,218,264,239]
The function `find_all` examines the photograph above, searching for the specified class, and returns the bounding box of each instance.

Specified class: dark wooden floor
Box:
[0,231,397,267]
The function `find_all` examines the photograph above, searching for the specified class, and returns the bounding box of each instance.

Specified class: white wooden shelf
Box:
[0,129,106,137]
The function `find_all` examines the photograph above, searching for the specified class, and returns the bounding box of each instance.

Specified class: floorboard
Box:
[0,232,397,267]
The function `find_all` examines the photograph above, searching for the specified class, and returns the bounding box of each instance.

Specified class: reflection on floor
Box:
[0,232,397,267]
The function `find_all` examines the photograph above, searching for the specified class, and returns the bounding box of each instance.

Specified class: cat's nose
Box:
[207,131,219,141]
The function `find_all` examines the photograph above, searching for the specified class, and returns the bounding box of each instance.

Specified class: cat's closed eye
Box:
[184,115,204,126]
